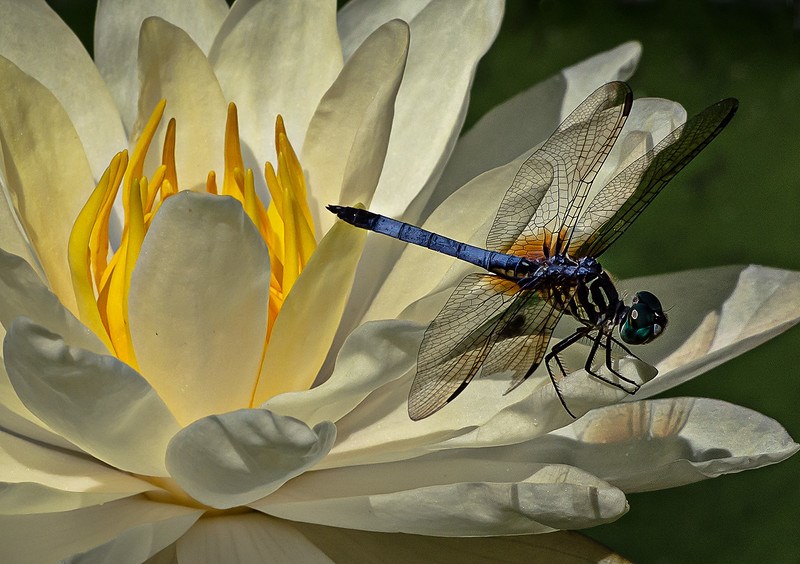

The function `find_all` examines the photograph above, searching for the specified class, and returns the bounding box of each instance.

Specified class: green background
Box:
[47,1,800,562]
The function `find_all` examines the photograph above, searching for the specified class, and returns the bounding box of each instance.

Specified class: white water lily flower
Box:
[0,1,797,562]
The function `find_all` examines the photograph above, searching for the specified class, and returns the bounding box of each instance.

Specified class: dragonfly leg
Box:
[605,333,640,392]
[581,332,639,394]
[546,329,590,418]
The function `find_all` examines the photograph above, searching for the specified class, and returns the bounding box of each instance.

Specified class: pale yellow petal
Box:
[255,218,365,403]
[95,0,229,132]
[0,56,95,312]
[303,20,409,234]
[128,192,270,426]
[4,318,181,477]
[136,17,227,191]
[209,0,342,184]
[0,497,201,563]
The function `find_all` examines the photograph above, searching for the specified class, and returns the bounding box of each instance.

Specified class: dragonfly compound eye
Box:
[620,291,667,345]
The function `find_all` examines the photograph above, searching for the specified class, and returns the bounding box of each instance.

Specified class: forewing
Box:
[571,98,738,258]
[480,290,568,393]
[486,82,632,258]
[409,273,519,420]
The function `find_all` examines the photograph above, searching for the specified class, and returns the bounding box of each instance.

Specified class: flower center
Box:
[68,101,315,368]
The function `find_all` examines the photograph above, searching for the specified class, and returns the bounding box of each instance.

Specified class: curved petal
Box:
[431,42,643,213]
[0,0,127,181]
[303,19,409,233]
[254,218,366,404]
[0,165,39,280]
[0,429,157,514]
[95,0,229,133]
[0,400,72,451]
[4,318,181,476]
[337,0,430,61]
[0,248,106,354]
[293,526,629,564]
[0,56,96,313]
[0,497,202,563]
[254,463,627,535]
[209,0,342,179]
[136,17,227,191]
[0,248,106,445]
[324,337,654,468]
[263,320,420,427]
[615,265,800,397]
[369,1,503,218]
[166,409,336,509]
[128,192,270,426]
[176,514,331,564]
[539,398,799,492]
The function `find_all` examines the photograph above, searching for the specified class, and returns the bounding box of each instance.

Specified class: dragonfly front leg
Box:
[604,333,641,393]
[580,331,640,394]
[584,331,639,394]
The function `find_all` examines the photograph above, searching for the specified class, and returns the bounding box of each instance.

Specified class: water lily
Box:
[0,1,797,562]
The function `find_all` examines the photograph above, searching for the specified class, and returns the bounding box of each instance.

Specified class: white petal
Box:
[0,400,72,451]
[0,56,96,312]
[166,409,336,510]
[0,497,202,563]
[209,0,342,180]
[0,248,106,354]
[136,17,227,191]
[263,320,419,427]
[546,398,800,492]
[95,0,229,133]
[291,526,627,564]
[0,0,127,181]
[255,463,626,535]
[303,20,409,233]
[0,429,156,514]
[129,192,270,426]
[253,218,365,404]
[369,1,503,218]
[324,334,654,468]
[615,265,800,397]
[4,318,181,476]
[337,0,431,60]
[176,514,331,564]
[0,167,39,281]
[432,41,643,216]
[0,248,107,446]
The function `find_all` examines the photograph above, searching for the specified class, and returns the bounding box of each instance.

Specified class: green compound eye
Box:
[620,291,667,345]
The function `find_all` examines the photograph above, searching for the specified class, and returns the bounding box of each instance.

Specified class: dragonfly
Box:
[328,82,737,420]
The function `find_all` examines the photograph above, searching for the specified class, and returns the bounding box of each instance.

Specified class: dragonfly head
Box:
[620,291,667,345]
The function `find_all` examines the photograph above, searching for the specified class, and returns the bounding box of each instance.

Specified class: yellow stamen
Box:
[69,101,318,394]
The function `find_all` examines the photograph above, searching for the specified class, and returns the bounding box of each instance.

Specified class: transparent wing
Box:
[480,289,569,392]
[487,82,633,258]
[409,273,520,420]
[571,98,738,258]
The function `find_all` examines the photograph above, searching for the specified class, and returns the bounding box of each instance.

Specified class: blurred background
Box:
[48,1,800,561]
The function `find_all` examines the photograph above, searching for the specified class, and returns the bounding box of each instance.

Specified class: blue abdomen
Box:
[327,205,533,278]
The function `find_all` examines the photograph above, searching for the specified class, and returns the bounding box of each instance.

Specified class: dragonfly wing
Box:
[487,82,633,258]
[409,273,520,420]
[481,290,568,393]
[571,98,738,258]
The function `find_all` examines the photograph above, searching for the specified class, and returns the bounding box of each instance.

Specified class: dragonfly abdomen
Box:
[328,205,535,276]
